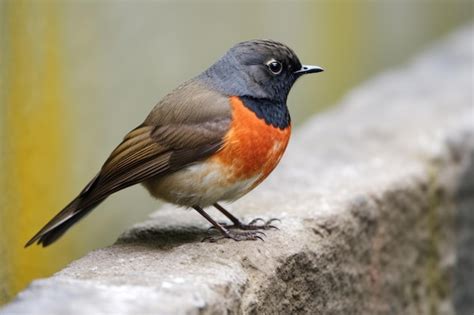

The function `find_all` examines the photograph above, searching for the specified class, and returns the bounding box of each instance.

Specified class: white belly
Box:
[142,160,259,207]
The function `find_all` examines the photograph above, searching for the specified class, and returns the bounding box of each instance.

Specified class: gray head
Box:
[199,39,323,103]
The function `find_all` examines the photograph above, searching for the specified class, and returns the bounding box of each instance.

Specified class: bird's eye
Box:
[266,60,282,75]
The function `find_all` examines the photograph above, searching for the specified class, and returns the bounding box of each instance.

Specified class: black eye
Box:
[267,60,282,74]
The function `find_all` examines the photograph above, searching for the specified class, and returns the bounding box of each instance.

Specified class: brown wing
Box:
[26,83,232,247]
[89,117,231,205]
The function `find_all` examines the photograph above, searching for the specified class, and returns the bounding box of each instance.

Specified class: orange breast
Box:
[211,96,291,187]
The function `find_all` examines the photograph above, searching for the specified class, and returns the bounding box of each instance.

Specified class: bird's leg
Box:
[212,203,280,230]
[192,206,265,242]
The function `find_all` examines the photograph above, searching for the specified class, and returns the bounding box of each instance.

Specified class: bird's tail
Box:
[25,175,106,247]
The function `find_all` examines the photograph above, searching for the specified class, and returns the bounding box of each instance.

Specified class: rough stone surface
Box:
[2,26,473,315]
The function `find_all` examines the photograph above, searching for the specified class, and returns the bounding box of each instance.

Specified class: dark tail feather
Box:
[25,175,105,247]
[24,197,105,247]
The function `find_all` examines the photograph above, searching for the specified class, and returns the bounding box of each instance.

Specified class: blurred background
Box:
[0,0,472,305]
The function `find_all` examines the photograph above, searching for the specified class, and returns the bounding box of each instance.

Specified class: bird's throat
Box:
[238,95,291,130]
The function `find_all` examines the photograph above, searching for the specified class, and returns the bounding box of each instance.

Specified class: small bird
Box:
[26,39,323,247]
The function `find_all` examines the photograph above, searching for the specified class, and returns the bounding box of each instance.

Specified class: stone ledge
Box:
[2,25,473,315]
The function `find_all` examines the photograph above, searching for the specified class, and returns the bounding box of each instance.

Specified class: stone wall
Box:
[1,25,473,315]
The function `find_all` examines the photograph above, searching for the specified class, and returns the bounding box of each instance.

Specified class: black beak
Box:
[294,65,324,75]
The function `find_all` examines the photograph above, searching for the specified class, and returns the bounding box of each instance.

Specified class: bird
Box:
[25,39,323,247]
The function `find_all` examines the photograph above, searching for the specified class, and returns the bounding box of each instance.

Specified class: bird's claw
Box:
[202,230,266,242]
[248,218,265,225]
[235,217,281,230]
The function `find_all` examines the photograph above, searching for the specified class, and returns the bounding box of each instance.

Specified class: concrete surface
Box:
[2,26,473,315]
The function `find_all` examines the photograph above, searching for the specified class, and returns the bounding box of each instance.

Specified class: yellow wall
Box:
[1,1,78,303]
[1,0,472,305]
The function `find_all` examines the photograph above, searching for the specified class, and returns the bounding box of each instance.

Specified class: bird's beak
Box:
[294,65,324,75]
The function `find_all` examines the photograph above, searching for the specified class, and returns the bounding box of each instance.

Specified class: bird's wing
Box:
[89,80,233,203]
[26,84,232,247]
[90,116,231,205]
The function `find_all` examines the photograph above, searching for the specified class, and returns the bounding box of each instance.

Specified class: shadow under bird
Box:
[26,39,323,247]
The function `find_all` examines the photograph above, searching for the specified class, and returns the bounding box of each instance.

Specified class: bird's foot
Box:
[209,218,280,232]
[242,218,281,230]
[202,230,266,242]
